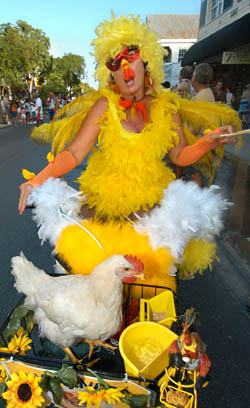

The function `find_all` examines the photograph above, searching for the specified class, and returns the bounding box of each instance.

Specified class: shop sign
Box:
[222,52,250,64]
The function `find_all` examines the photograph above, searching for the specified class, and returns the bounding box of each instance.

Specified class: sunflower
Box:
[0,364,8,382]
[2,370,44,408]
[0,328,32,355]
[77,385,126,408]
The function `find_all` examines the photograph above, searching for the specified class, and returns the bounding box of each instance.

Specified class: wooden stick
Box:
[210,129,250,139]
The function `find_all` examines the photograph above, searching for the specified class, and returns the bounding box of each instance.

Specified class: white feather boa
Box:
[27,178,83,246]
[134,179,232,261]
[28,178,231,266]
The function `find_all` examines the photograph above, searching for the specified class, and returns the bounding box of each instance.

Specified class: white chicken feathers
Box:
[134,179,231,261]
[11,252,141,348]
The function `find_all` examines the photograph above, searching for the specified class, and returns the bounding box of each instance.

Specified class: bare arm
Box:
[18,97,108,214]
[66,97,108,165]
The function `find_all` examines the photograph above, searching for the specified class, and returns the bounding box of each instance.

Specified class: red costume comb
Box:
[124,255,144,272]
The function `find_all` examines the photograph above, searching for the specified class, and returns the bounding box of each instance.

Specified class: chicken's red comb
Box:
[124,255,144,272]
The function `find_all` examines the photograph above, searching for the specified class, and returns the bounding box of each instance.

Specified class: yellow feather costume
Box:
[56,220,176,297]
[29,14,242,282]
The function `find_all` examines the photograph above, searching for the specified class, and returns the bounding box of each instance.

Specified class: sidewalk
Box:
[0,122,12,129]
[222,147,250,272]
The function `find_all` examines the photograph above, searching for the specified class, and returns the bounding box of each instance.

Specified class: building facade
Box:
[146,14,199,87]
[199,0,250,40]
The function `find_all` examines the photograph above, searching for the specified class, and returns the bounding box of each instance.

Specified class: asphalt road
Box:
[1,124,250,407]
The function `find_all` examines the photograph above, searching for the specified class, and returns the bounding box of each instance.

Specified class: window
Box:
[223,0,233,11]
[199,0,208,27]
[211,0,223,19]
[178,49,187,63]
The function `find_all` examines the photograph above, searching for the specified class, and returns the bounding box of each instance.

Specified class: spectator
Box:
[176,80,191,99]
[35,93,44,125]
[47,93,56,121]
[238,84,250,129]
[10,100,18,127]
[179,66,193,82]
[3,93,11,124]
[20,104,26,126]
[213,80,226,104]
[191,63,215,102]
[25,101,31,124]
[30,102,36,124]
[36,106,41,127]
[226,87,235,108]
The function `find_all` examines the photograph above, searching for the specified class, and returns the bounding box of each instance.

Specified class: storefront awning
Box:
[181,13,250,66]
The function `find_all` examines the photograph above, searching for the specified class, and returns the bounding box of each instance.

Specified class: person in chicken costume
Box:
[19,13,242,291]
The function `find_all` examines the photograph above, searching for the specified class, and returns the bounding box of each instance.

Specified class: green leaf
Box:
[39,374,51,392]
[57,365,78,389]
[0,382,7,395]
[87,368,110,389]
[6,311,21,339]
[122,394,148,408]
[49,377,63,405]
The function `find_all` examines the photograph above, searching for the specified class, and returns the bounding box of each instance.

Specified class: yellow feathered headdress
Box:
[92,13,166,93]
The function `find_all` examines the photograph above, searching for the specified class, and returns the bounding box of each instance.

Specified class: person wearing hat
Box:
[18,14,241,280]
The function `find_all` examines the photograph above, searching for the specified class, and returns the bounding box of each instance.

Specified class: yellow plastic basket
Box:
[119,321,178,380]
[140,290,176,328]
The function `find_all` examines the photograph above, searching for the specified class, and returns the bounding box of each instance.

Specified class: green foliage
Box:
[39,365,78,405]
[1,305,34,343]
[0,20,51,93]
[0,382,7,395]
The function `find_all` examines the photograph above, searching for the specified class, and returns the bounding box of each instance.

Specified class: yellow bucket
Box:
[119,322,178,380]
[140,290,176,328]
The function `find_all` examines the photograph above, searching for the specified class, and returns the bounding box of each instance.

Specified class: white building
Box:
[199,0,250,41]
[182,1,250,100]
[146,14,199,87]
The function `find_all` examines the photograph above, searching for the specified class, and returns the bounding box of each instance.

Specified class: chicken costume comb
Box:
[92,12,166,92]
[124,255,144,272]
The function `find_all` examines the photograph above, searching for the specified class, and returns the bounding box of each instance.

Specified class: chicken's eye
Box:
[125,267,130,271]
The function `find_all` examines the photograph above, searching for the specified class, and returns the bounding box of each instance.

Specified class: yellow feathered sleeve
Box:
[176,95,242,184]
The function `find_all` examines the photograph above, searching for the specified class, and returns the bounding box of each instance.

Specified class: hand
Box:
[18,183,33,215]
[208,125,236,146]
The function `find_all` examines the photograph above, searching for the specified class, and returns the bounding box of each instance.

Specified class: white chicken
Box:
[11,252,144,360]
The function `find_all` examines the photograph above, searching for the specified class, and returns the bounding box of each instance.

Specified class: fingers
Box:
[18,184,33,215]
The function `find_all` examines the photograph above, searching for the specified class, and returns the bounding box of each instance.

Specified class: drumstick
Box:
[210,129,250,139]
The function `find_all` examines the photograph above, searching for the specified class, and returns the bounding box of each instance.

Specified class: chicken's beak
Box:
[133,272,145,280]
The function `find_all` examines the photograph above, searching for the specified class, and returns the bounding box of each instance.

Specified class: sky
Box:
[1,0,201,88]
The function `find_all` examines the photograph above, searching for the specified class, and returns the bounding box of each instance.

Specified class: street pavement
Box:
[0,122,250,407]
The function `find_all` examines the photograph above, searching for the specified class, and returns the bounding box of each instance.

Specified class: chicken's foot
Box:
[63,347,82,363]
[81,339,117,359]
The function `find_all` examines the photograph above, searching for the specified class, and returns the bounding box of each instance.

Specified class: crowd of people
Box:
[0,92,74,127]
[173,63,250,129]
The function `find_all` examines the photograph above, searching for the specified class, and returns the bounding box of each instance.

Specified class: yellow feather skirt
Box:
[56,220,176,298]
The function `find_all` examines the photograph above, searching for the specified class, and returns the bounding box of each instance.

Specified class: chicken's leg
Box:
[82,339,117,359]
[63,347,82,363]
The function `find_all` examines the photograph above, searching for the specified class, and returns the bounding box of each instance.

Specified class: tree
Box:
[53,53,86,94]
[0,20,51,94]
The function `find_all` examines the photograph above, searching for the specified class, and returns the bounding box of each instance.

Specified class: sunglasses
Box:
[106,46,140,71]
